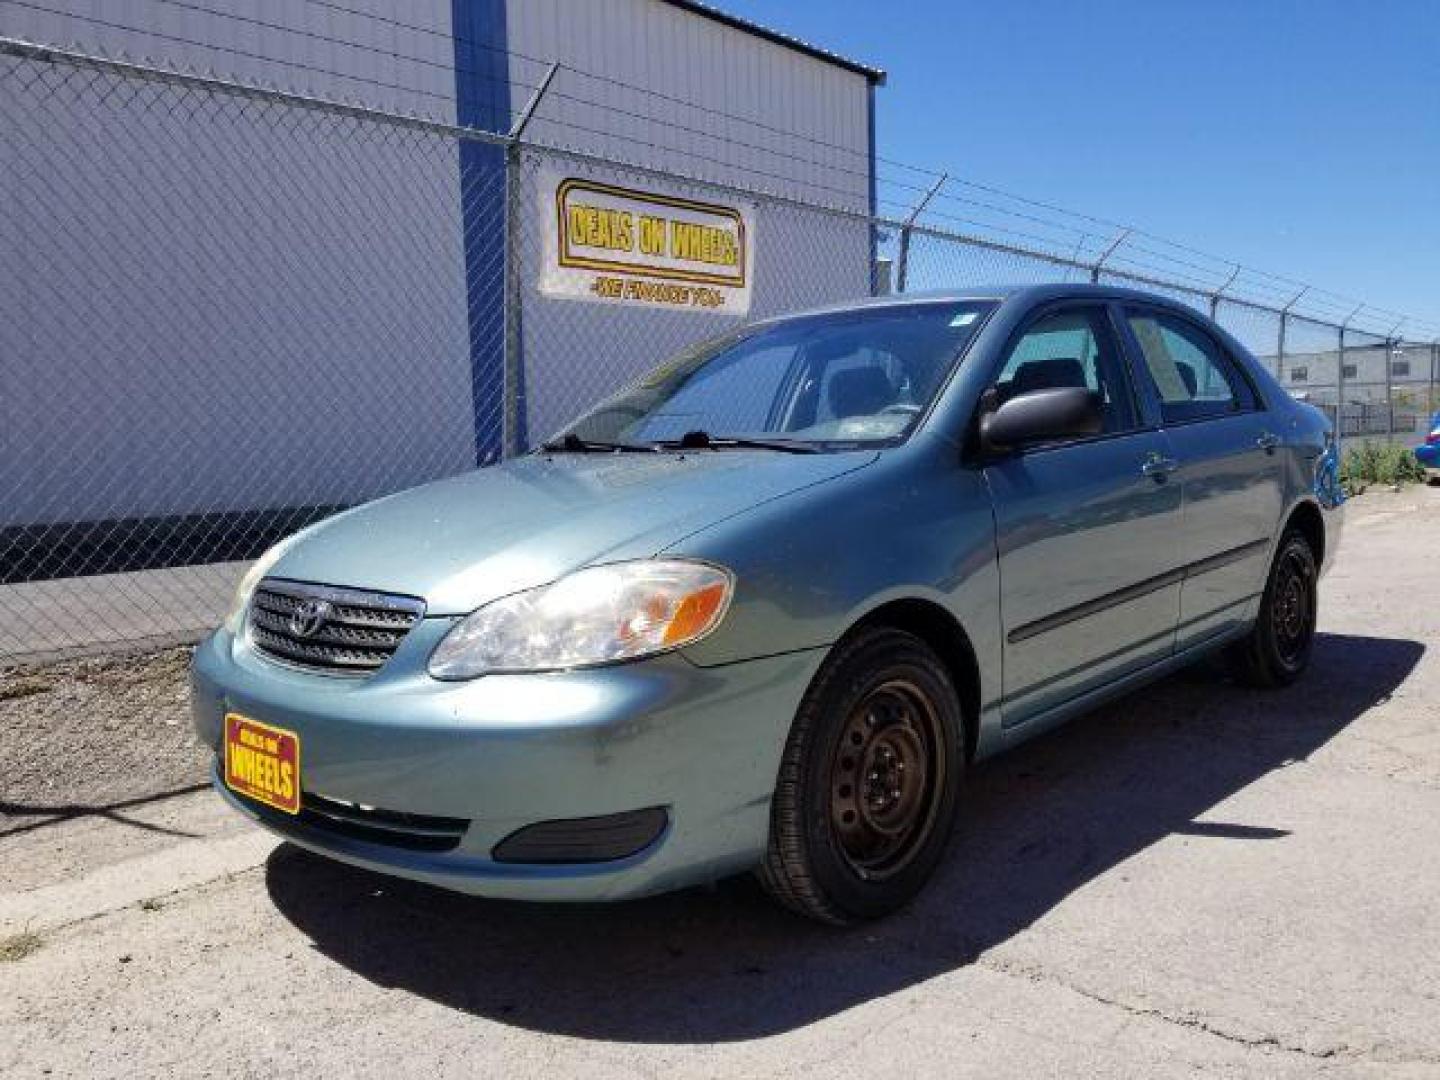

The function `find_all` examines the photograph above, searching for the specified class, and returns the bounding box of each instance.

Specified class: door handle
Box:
[1141,454,1179,479]
[1256,432,1280,454]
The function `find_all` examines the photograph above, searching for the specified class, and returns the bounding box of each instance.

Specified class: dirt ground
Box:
[1,649,207,822]
[3,486,1439,1078]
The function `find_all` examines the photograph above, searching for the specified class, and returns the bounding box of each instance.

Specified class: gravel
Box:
[0,647,209,827]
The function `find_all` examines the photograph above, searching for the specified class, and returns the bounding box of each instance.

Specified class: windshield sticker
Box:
[949,310,979,327]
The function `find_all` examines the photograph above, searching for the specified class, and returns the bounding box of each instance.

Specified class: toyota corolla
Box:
[192,284,1343,923]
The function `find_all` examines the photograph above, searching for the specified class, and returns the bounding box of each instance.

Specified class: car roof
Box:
[761,283,1203,324]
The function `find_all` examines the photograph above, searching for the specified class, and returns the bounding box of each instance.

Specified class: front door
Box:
[984,303,1184,725]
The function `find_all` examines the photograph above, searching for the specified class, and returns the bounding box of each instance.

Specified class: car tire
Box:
[1227,529,1319,688]
[757,626,963,924]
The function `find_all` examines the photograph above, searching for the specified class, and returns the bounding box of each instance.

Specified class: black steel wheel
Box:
[1270,542,1315,668]
[1228,529,1318,687]
[758,627,963,924]
[829,678,946,881]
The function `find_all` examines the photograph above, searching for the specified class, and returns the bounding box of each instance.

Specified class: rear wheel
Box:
[758,627,963,924]
[1227,529,1318,687]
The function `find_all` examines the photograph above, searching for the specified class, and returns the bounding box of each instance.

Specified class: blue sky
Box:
[723,0,1440,330]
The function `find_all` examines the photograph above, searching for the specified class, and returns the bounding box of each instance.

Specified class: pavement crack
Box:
[976,956,1433,1066]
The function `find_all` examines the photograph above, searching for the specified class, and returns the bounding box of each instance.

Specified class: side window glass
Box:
[994,307,1137,435]
[1126,310,1253,422]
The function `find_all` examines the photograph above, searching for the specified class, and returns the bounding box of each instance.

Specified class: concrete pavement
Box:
[3,488,1438,1078]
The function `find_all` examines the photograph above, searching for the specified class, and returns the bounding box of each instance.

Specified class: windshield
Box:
[555,300,997,451]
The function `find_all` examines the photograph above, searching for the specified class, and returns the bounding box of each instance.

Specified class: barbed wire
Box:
[292,0,907,170]
[1,5,1436,339]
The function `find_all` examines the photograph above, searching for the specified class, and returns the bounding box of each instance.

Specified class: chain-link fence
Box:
[3,35,1437,665]
[1,39,506,662]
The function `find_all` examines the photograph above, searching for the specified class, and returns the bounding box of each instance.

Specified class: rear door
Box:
[1120,307,1285,649]
[985,302,1184,725]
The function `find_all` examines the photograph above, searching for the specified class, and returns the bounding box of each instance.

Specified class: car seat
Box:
[827,367,896,419]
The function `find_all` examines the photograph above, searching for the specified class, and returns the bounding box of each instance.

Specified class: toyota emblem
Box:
[288,598,333,639]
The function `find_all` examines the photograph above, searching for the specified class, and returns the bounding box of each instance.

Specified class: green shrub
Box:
[1339,440,1426,493]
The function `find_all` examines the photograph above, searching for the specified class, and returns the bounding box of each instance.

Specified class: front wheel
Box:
[1227,529,1318,687]
[757,627,963,924]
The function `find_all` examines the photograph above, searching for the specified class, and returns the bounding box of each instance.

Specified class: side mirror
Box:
[979,386,1103,454]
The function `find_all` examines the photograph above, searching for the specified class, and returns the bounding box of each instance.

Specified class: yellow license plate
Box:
[224,713,301,815]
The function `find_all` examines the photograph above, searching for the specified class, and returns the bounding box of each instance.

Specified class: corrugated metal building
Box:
[1,0,883,562]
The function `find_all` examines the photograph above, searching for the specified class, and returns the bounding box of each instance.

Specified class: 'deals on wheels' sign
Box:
[540,174,754,313]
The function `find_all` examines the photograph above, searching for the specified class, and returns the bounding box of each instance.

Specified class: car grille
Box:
[248,579,425,676]
[236,783,470,852]
[300,791,469,852]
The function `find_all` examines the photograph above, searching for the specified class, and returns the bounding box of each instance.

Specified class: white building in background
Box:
[1278,345,1438,401]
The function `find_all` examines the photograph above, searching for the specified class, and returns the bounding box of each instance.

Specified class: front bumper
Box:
[192,624,825,901]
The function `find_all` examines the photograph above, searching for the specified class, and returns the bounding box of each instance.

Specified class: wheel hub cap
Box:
[829,679,944,881]
[1271,549,1314,664]
[858,726,925,835]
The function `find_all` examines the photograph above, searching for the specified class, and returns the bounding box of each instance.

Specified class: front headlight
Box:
[221,531,306,633]
[428,559,734,680]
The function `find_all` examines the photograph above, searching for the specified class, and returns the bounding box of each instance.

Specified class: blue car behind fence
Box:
[1415,411,1440,474]
[192,284,1344,923]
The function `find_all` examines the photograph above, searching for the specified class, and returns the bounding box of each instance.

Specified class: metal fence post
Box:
[1432,340,1439,415]
[502,152,524,459]
[1276,311,1287,381]
[895,173,946,293]
[1389,318,1406,439]
[1335,326,1344,444]
[1209,264,1240,321]
[1275,288,1305,381]
[502,62,559,459]
[1384,333,1397,441]
[1089,229,1130,284]
[1336,305,1362,447]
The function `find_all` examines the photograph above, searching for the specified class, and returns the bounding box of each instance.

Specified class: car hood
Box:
[269,450,878,615]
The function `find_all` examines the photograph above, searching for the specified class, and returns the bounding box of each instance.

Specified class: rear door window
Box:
[1125,309,1256,423]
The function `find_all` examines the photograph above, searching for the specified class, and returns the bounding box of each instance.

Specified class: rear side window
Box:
[1126,309,1256,422]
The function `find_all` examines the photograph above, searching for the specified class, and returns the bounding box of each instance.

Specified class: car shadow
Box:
[265,632,1421,1043]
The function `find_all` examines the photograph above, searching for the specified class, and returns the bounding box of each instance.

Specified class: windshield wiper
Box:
[656,430,822,454]
[539,433,654,454]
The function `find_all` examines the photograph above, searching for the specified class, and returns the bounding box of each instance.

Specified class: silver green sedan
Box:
[191,284,1343,923]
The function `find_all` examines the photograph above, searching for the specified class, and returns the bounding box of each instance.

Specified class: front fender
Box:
[670,439,1003,712]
